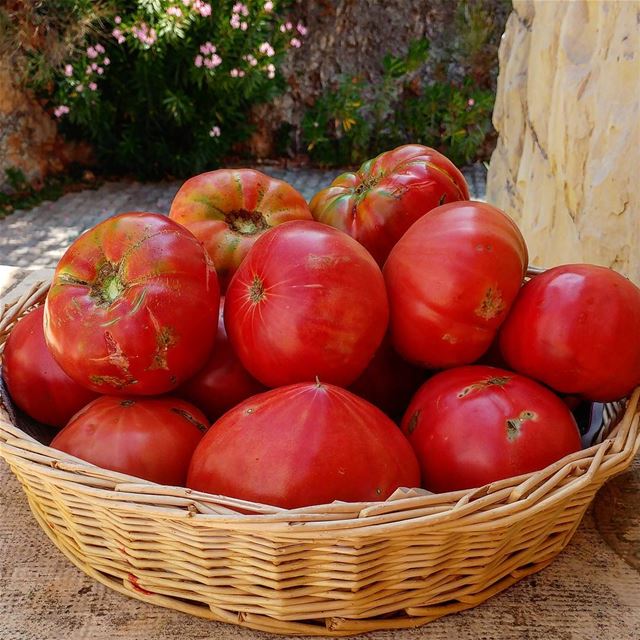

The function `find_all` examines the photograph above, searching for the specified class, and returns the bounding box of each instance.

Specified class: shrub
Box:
[301,38,495,169]
[13,1,307,178]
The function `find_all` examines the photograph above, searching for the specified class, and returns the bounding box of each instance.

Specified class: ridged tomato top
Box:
[310,144,470,265]
[44,212,220,395]
[169,169,313,289]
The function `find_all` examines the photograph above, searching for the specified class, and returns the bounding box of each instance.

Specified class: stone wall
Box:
[0,63,59,189]
[0,63,90,191]
[255,0,510,157]
[487,0,639,283]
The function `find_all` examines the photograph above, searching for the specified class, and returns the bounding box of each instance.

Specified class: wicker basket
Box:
[1,280,639,637]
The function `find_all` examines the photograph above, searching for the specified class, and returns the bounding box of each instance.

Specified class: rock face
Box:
[0,63,58,189]
[0,63,90,191]
[487,0,640,283]
[254,0,510,157]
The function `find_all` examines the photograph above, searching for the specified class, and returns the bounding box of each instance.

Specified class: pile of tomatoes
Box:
[3,144,640,510]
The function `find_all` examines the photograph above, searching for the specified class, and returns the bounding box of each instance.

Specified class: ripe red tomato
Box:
[187,382,420,508]
[401,366,581,493]
[309,144,469,265]
[51,396,209,486]
[383,201,528,369]
[178,297,266,422]
[169,169,313,290]
[2,306,97,427]
[499,264,640,401]
[224,220,389,388]
[44,212,220,396]
[348,335,427,422]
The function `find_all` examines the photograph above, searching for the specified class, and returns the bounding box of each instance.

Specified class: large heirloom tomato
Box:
[52,396,209,486]
[383,201,528,369]
[401,366,581,493]
[309,144,469,265]
[499,264,640,401]
[44,212,220,396]
[178,297,266,422]
[224,220,389,388]
[169,169,313,290]
[2,306,97,427]
[188,382,420,509]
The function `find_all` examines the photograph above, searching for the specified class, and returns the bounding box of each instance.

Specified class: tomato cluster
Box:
[3,144,639,508]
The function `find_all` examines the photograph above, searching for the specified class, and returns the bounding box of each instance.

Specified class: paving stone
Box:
[0,165,486,269]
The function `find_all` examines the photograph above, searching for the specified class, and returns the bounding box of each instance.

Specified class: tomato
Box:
[224,220,389,388]
[349,335,427,422]
[383,201,528,369]
[498,264,640,401]
[1,306,97,427]
[44,212,220,396]
[187,382,420,509]
[51,396,209,486]
[178,297,266,422]
[401,366,581,493]
[309,144,469,265]
[169,169,313,290]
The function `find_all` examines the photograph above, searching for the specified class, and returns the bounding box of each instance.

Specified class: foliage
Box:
[3,1,307,178]
[302,38,494,168]
[0,167,99,218]
[397,80,495,167]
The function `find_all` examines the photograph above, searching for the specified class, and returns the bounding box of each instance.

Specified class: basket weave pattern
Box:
[1,281,639,636]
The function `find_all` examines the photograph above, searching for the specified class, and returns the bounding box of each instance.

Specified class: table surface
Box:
[1,265,639,640]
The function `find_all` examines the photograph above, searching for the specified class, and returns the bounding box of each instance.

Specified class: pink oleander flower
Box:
[209,125,221,137]
[267,62,276,79]
[97,67,104,75]
[89,82,98,91]
[241,21,248,30]
[285,21,293,30]
[297,23,308,36]
[238,69,245,77]
[230,13,241,28]
[199,3,212,17]
[112,28,125,44]
[264,1,273,11]
[91,62,98,71]
[103,57,110,66]
[279,24,286,33]
[183,0,191,5]
[200,42,216,54]
[85,66,92,74]
[230,68,239,77]
[114,16,122,24]
[468,98,475,107]
[290,37,301,48]
[77,83,84,92]
[259,42,275,56]
[211,54,222,67]
[233,2,249,16]
[87,46,98,59]
[167,6,182,17]
[132,23,157,47]
[244,54,258,67]
[194,54,203,67]
[95,44,105,54]
[64,64,73,77]
[53,105,70,118]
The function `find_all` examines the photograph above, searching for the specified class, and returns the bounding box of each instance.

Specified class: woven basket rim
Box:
[1,278,639,537]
